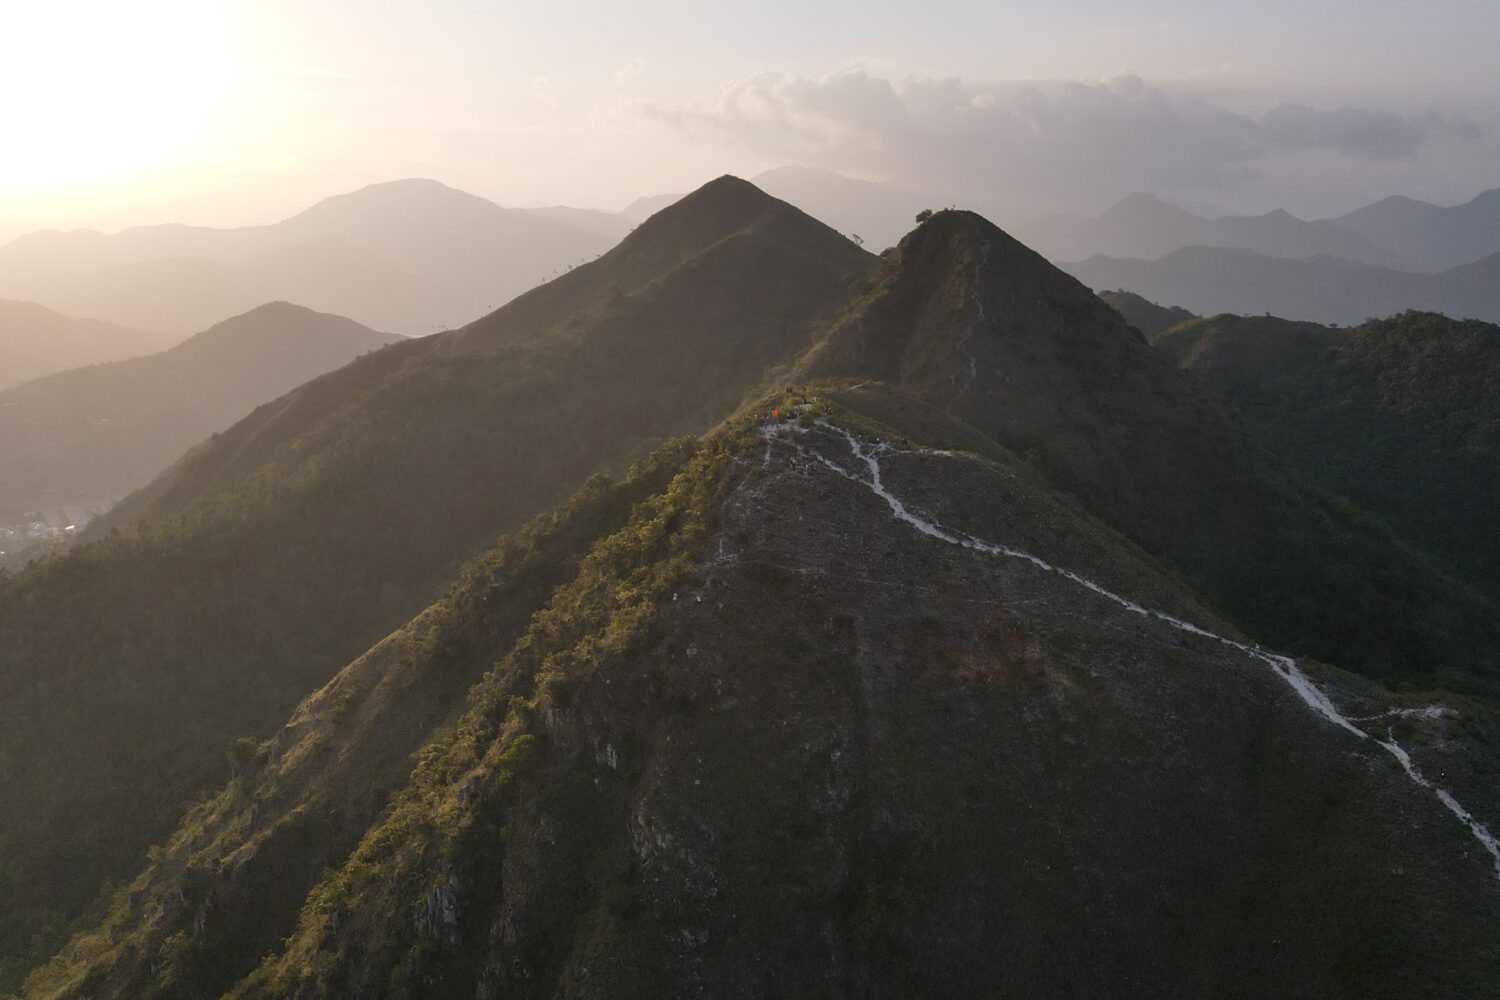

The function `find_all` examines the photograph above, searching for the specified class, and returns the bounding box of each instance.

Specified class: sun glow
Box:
[0,1,255,192]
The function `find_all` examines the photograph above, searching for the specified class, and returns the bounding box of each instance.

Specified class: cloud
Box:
[1258,104,1480,159]
[630,65,1483,212]
[531,75,557,109]
[613,57,647,87]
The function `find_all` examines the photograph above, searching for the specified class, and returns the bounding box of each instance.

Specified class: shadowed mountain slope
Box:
[0,302,398,521]
[1157,311,1500,598]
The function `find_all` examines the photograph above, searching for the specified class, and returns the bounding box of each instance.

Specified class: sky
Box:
[1,0,1497,241]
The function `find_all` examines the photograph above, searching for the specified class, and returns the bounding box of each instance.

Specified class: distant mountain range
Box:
[1332,188,1500,271]
[1026,192,1412,268]
[0,300,178,388]
[0,180,625,335]
[1026,188,1500,273]
[0,302,398,522]
[1064,246,1500,326]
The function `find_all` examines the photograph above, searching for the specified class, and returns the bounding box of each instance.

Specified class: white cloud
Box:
[1258,104,1479,160]
[531,75,557,109]
[613,57,647,87]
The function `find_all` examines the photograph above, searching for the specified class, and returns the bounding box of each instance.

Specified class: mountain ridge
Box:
[1331,186,1500,271]
[4,178,1499,996]
[800,210,1500,682]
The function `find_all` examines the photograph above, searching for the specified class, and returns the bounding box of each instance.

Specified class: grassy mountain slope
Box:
[1098,288,1196,337]
[0,300,177,389]
[0,177,872,990]
[0,302,398,520]
[24,392,1500,999]
[1151,312,1342,371]
[13,442,694,999]
[800,211,1500,684]
[1157,311,1500,597]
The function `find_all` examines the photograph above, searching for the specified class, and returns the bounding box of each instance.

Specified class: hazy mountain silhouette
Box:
[0,180,625,335]
[5,179,1499,997]
[619,190,681,222]
[0,300,178,388]
[525,204,636,240]
[0,302,398,522]
[1026,192,1411,267]
[1331,187,1500,271]
[1064,246,1500,325]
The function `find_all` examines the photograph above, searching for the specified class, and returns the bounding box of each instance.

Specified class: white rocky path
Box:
[768,416,1500,880]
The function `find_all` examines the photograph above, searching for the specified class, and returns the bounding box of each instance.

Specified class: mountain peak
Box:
[446,174,871,354]
[1104,191,1195,217]
[637,175,778,228]
[286,177,507,229]
[612,175,868,273]
[176,302,391,359]
[1117,191,1170,207]
[1469,187,1500,208]
[898,208,1099,298]
[800,205,1133,396]
[198,300,341,333]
